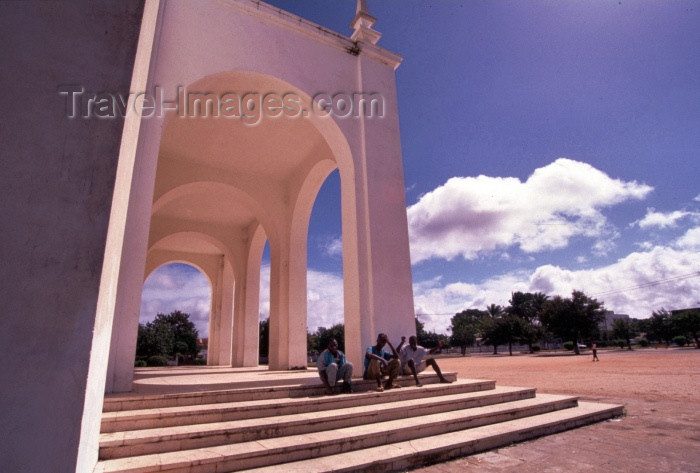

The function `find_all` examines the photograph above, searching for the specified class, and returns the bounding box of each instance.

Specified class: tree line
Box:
[260,290,699,359]
[135,294,699,367]
[446,290,605,355]
[444,291,699,355]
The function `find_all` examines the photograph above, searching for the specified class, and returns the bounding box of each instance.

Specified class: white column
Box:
[217,257,234,366]
[267,231,307,370]
[104,114,165,393]
[206,255,223,365]
[342,53,417,369]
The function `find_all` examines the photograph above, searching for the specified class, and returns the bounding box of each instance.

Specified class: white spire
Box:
[356,0,369,15]
[351,0,381,45]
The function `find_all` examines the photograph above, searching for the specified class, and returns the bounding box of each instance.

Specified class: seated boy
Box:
[317,338,353,394]
[363,333,400,392]
[398,335,452,386]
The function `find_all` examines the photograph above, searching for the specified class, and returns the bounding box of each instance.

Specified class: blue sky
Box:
[141,0,700,336]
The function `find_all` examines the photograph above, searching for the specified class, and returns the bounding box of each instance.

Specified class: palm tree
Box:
[486,304,504,318]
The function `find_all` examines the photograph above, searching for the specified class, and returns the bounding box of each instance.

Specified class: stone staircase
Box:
[95,372,622,472]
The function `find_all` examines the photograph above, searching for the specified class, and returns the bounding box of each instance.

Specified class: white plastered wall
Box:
[102,0,416,396]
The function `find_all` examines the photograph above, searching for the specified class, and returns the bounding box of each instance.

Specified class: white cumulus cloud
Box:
[675,227,700,250]
[413,244,699,333]
[140,264,212,335]
[634,208,693,229]
[258,264,344,331]
[407,158,653,264]
[322,237,343,257]
[413,272,531,333]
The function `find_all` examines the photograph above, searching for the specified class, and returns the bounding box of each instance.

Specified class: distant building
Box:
[670,307,700,316]
[197,338,209,360]
[600,311,630,332]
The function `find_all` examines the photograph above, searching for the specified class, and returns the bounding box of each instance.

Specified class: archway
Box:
[141,263,212,337]
[306,170,345,349]
[83,4,416,470]
[106,69,360,390]
[101,1,416,396]
[155,71,348,373]
[140,262,211,363]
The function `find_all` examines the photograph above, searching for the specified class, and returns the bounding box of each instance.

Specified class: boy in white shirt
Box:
[398,335,452,386]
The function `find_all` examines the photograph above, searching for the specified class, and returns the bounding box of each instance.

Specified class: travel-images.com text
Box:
[58,86,385,125]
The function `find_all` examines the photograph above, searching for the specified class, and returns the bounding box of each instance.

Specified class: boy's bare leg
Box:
[384,359,401,390]
[407,360,421,386]
[367,359,384,391]
[427,359,452,383]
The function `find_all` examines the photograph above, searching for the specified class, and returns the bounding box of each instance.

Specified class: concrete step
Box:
[99,385,536,459]
[102,371,459,413]
[239,401,625,473]
[101,378,494,433]
[95,393,584,472]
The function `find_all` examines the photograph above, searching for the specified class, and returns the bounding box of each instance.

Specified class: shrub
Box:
[563,341,574,351]
[134,360,147,367]
[672,335,687,347]
[615,339,626,349]
[194,357,206,365]
[638,338,649,348]
[531,344,541,352]
[174,341,189,355]
[147,355,169,366]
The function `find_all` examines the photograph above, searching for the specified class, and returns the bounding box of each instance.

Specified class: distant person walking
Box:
[592,343,599,362]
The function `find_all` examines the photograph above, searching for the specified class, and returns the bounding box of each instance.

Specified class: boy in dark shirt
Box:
[363,333,400,392]
[318,338,353,394]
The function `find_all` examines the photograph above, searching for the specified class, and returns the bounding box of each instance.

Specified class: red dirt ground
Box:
[410,347,700,473]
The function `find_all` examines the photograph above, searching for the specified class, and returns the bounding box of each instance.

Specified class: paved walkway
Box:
[107,366,322,398]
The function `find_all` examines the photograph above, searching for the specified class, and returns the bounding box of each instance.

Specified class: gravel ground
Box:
[410,347,700,473]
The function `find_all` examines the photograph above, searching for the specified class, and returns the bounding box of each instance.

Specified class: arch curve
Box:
[146,230,233,283]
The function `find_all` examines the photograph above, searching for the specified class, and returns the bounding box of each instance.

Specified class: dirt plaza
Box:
[411,347,700,473]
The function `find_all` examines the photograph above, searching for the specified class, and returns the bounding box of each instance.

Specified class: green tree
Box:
[135,310,199,361]
[160,310,199,357]
[631,317,650,338]
[531,292,550,311]
[540,291,605,354]
[314,323,345,353]
[507,293,535,321]
[507,292,548,352]
[486,304,504,318]
[670,309,700,348]
[259,318,269,361]
[450,309,486,355]
[136,318,174,359]
[415,316,426,339]
[481,314,529,355]
[420,330,448,348]
[307,330,319,356]
[612,318,635,350]
[648,309,673,343]
[416,316,447,348]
